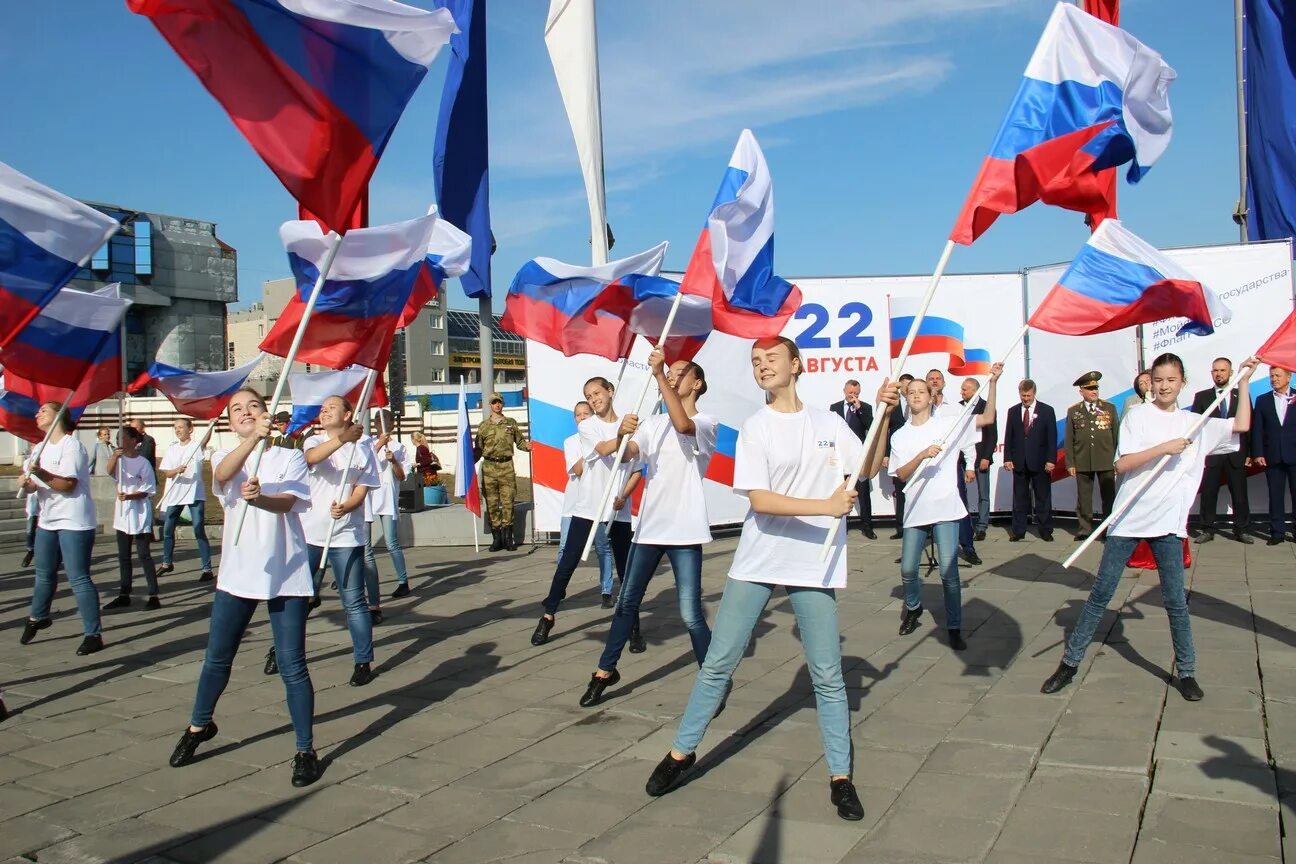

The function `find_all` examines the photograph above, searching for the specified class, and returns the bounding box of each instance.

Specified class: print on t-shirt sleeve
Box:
[731,420,770,496]
[1201,416,1240,458]
[261,450,312,512]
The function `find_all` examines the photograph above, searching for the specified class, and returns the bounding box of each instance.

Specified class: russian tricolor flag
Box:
[261,213,440,372]
[129,0,456,235]
[679,130,801,339]
[0,283,130,394]
[0,161,122,348]
[397,213,472,329]
[128,353,266,419]
[1030,219,1230,337]
[454,378,480,516]
[0,389,85,444]
[620,274,710,363]
[951,3,1176,245]
[501,242,667,361]
[284,365,388,435]
[888,297,989,375]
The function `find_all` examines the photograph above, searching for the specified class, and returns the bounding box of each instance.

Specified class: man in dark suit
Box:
[960,377,998,542]
[884,373,915,539]
[1251,364,1296,544]
[831,379,876,539]
[1063,371,1119,539]
[1002,378,1057,541]
[1192,357,1253,545]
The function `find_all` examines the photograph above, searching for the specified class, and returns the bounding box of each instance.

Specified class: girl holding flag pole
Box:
[644,337,897,822]
[103,425,163,611]
[157,418,215,583]
[1041,354,1259,701]
[169,387,320,787]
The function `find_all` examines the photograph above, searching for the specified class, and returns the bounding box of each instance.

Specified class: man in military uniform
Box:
[474,393,530,551]
[1064,371,1119,539]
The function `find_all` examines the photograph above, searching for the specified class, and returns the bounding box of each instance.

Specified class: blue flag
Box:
[1245,0,1296,242]
[434,0,492,299]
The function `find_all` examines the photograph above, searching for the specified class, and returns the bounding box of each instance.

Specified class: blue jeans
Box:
[191,589,314,752]
[25,514,36,551]
[309,544,374,664]
[974,465,991,531]
[162,502,212,572]
[672,578,851,777]
[31,528,100,636]
[558,516,616,593]
[116,530,158,596]
[543,517,631,615]
[364,514,408,605]
[1063,534,1196,676]
[957,470,975,552]
[900,521,962,629]
[598,544,709,672]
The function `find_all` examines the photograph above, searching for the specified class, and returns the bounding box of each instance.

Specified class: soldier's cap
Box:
[1073,371,1102,388]
[489,393,504,404]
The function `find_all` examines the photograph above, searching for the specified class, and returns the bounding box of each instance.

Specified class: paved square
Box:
[0,526,1291,863]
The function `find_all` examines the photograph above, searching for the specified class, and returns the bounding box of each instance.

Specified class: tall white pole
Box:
[231,231,344,543]
[1234,0,1250,243]
[820,240,957,560]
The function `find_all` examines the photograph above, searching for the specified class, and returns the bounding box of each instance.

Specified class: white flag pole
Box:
[231,231,344,543]
[16,392,77,499]
[820,240,957,561]
[176,419,218,476]
[578,293,682,562]
[312,368,379,578]
[901,323,1028,503]
[1063,362,1257,569]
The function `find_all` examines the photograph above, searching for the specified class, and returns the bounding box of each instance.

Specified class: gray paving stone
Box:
[1015,766,1148,816]
[708,813,867,864]
[422,819,588,864]
[288,820,441,864]
[1138,793,1280,859]
[0,813,76,859]
[1151,758,1277,808]
[165,818,330,864]
[30,817,194,864]
[857,809,1002,863]
[259,783,408,833]
[993,801,1138,862]
[1039,735,1153,774]
[504,786,644,839]
[378,786,527,843]
[920,740,1037,779]
[1130,838,1280,864]
[570,820,721,864]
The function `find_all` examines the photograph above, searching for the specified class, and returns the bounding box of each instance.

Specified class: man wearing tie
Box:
[1003,378,1057,541]
[1063,371,1119,540]
[1251,365,1296,545]
[830,379,876,539]
[884,373,915,539]
[1192,357,1253,545]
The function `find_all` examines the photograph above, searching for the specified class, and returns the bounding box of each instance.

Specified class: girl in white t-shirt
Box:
[362,409,412,616]
[1042,353,1258,703]
[303,395,380,687]
[20,402,102,656]
[103,425,162,611]
[557,401,594,556]
[157,418,214,582]
[890,366,1002,649]
[532,376,634,646]
[168,388,321,788]
[581,348,717,708]
[645,337,898,823]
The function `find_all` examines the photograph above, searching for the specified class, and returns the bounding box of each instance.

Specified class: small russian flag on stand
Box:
[455,379,481,517]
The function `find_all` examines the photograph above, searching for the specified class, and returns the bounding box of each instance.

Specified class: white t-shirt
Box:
[364,437,410,520]
[302,434,380,548]
[561,434,582,517]
[158,439,206,508]
[889,413,978,528]
[571,416,632,522]
[32,437,96,531]
[212,446,313,599]
[21,452,37,518]
[1108,404,1237,539]
[933,398,978,468]
[729,405,862,589]
[113,454,157,535]
[632,412,718,546]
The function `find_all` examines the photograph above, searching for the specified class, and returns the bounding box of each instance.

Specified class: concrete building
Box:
[73,203,237,385]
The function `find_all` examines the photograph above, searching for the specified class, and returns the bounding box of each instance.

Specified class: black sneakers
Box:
[391,583,411,599]
[601,593,614,609]
[169,722,218,767]
[898,606,923,636]
[350,663,375,687]
[531,615,554,646]
[76,635,104,656]
[1178,676,1204,701]
[103,595,131,610]
[948,629,967,651]
[1040,661,1078,694]
[579,669,620,707]
[291,750,321,787]
[264,647,278,676]
[369,609,384,626]
[830,778,865,821]
[628,626,647,654]
[198,570,214,583]
[21,550,33,568]
[20,618,51,645]
[645,751,695,796]
[145,596,162,610]
[157,564,175,576]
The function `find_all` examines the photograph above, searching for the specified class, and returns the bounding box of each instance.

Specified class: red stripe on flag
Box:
[1029,279,1212,337]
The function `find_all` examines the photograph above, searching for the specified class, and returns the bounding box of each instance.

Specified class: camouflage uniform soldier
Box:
[1064,371,1119,539]
[475,393,530,551]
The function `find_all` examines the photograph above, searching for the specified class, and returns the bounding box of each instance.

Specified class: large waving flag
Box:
[888,297,990,376]
[951,3,1175,245]
[1244,0,1296,243]
[1030,219,1230,337]
[0,283,130,393]
[604,274,710,363]
[501,242,667,361]
[678,130,801,339]
[0,162,122,348]
[261,213,440,371]
[1257,309,1296,371]
[454,378,481,515]
[0,390,86,444]
[397,214,473,328]
[285,365,388,435]
[128,353,266,419]
[129,0,456,234]
[433,0,492,299]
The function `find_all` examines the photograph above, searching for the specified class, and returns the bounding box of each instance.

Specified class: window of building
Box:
[228,341,236,367]
[432,368,446,383]
[428,314,443,329]
[91,243,109,271]
[134,218,152,276]
[431,339,445,356]
[257,323,264,337]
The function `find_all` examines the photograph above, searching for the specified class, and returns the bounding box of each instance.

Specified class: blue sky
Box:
[0,1,1244,314]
